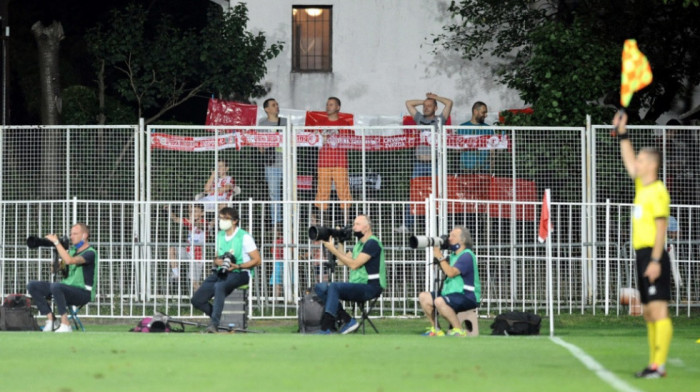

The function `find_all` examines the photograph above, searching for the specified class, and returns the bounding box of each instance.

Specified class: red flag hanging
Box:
[538,189,551,243]
[205,98,258,127]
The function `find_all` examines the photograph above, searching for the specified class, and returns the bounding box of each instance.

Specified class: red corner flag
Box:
[538,189,552,243]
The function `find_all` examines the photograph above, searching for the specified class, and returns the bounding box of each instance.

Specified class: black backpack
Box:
[298,292,324,334]
[0,294,40,331]
[490,311,541,336]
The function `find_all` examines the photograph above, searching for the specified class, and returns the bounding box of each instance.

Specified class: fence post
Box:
[604,198,610,315]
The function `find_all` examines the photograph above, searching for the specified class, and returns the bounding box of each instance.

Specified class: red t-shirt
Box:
[316,117,354,168]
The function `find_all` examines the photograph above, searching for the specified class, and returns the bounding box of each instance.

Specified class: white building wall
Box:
[243,0,523,124]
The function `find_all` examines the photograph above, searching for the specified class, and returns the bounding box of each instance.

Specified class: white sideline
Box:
[550,337,641,392]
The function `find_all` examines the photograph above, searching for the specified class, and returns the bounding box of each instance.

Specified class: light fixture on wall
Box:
[305,8,323,17]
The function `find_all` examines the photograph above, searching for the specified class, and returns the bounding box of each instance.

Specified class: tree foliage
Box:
[85,3,283,125]
[436,0,700,124]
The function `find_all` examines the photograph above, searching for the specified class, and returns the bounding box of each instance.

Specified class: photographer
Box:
[314,215,386,334]
[191,207,260,333]
[418,226,480,337]
[27,223,97,333]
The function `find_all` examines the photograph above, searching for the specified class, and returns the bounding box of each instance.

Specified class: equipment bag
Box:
[0,294,40,331]
[298,292,324,334]
[129,315,172,333]
[490,311,541,336]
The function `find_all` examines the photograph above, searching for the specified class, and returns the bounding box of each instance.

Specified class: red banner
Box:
[150,133,240,151]
[305,111,354,127]
[205,98,258,127]
[151,131,509,152]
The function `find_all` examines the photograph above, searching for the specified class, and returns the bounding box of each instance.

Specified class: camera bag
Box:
[0,294,40,331]
[298,291,324,334]
[129,314,172,333]
[490,311,541,336]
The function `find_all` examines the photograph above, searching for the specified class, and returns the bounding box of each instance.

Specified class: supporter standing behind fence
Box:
[258,98,287,227]
[314,97,354,224]
[198,160,236,212]
[314,215,386,334]
[27,223,98,333]
[191,207,260,333]
[614,111,673,379]
[165,204,206,290]
[418,226,480,337]
[397,93,453,233]
[458,101,493,173]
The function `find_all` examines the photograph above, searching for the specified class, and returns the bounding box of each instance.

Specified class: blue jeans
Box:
[265,166,283,224]
[27,281,91,316]
[404,161,432,228]
[191,271,249,326]
[314,282,382,318]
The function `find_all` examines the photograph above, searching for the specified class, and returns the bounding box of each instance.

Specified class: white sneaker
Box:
[43,318,54,332]
[394,225,410,234]
[55,323,73,333]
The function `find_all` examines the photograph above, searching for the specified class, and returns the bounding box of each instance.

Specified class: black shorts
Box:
[635,247,671,304]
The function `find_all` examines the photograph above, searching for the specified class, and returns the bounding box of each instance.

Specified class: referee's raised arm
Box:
[613,111,637,179]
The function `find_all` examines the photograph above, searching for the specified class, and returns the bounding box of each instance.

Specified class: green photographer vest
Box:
[441,248,480,303]
[61,246,98,301]
[217,228,254,277]
[350,235,386,289]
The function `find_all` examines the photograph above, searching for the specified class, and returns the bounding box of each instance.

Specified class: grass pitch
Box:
[1,315,698,392]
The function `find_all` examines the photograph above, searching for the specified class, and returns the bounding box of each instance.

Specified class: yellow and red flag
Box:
[620,39,653,108]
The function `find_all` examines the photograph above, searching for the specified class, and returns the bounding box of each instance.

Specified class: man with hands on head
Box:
[314,215,386,334]
[27,223,98,333]
[396,92,453,233]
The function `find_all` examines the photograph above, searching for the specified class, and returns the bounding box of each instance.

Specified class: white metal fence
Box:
[1,122,698,320]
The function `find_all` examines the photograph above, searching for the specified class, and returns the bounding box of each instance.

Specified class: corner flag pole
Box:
[538,189,554,337]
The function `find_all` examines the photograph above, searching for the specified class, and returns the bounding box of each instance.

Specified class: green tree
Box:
[436,0,700,124]
[85,3,283,125]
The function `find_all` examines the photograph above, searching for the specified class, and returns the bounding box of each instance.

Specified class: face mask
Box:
[450,243,461,252]
[219,219,233,231]
[353,230,364,239]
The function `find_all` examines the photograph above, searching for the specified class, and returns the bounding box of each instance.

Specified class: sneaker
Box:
[634,366,666,379]
[447,328,467,337]
[394,225,410,234]
[315,329,333,335]
[340,318,360,335]
[205,323,218,334]
[55,323,73,333]
[421,327,445,337]
[42,319,54,332]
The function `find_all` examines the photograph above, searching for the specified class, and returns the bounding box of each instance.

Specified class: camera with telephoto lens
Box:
[409,235,449,250]
[213,252,236,277]
[26,235,70,249]
[308,225,353,243]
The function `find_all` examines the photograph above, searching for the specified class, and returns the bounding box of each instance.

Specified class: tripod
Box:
[431,259,446,331]
[47,248,64,331]
[156,311,261,333]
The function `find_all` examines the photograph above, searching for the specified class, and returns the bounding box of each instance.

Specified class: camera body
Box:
[214,252,236,277]
[308,225,353,243]
[409,235,450,250]
[26,235,70,249]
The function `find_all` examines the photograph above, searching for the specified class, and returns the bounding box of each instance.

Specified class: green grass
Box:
[1,315,698,392]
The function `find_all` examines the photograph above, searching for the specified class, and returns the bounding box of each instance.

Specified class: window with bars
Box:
[292,6,332,72]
